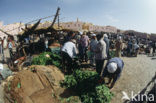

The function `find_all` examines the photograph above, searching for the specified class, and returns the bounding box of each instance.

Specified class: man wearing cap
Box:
[61,39,78,73]
[101,57,124,88]
[115,37,123,57]
[90,34,98,66]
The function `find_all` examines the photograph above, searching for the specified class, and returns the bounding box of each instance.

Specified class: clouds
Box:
[58,0,82,4]
[105,15,119,23]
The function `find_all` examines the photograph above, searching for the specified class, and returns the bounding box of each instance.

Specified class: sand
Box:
[111,55,156,103]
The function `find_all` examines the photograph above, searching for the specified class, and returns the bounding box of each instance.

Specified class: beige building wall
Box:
[0,19,118,39]
[0,21,3,27]
[59,21,83,31]
[38,21,51,29]
[57,19,117,33]
[0,22,25,38]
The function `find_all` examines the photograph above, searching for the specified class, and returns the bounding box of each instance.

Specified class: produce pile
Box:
[31,52,114,103]
[32,52,61,68]
[109,50,116,58]
[61,70,114,103]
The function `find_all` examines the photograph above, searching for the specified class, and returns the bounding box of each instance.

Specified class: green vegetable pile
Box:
[110,50,116,58]
[31,52,114,103]
[32,52,61,68]
[61,70,114,103]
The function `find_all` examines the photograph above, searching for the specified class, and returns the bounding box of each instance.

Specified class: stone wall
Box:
[0,22,25,38]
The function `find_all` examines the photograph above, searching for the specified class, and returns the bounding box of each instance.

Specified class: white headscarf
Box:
[104,34,108,38]
[107,62,117,73]
[91,34,96,37]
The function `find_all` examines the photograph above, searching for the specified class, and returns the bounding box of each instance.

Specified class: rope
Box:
[4,14,56,33]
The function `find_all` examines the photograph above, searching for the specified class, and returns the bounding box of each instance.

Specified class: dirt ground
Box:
[111,55,156,103]
[0,85,4,103]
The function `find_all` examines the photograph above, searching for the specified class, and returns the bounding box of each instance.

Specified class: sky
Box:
[0,0,156,33]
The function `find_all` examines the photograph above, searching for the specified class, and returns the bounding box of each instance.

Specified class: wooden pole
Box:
[58,13,60,29]
[50,7,60,28]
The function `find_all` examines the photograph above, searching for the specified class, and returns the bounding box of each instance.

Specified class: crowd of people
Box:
[61,31,126,88]
[60,31,156,88]
[121,34,156,57]
[0,31,156,88]
[0,36,16,63]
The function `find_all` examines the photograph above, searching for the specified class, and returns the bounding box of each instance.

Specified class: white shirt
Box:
[61,41,78,58]
[45,40,48,45]
[0,63,3,72]
[95,39,107,60]
[3,39,8,48]
[8,42,13,49]
[134,43,139,50]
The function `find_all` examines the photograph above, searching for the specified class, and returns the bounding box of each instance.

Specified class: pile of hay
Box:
[3,65,80,103]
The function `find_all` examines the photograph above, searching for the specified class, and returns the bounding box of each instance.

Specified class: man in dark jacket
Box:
[100,57,124,89]
[152,41,156,56]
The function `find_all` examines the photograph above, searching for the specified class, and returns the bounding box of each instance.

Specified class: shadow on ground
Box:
[124,73,156,103]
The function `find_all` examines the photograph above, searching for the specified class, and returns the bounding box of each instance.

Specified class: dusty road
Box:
[0,85,4,103]
[111,55,156,103]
